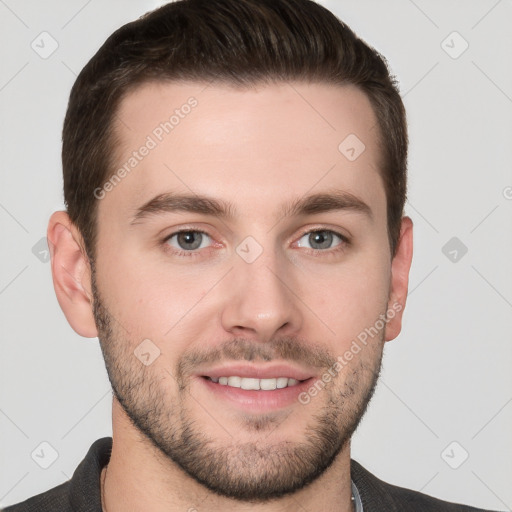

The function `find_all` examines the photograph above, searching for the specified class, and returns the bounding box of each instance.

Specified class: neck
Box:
[102,398,355,512]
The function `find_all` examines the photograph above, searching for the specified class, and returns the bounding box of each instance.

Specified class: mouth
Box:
[195,364,317,412]
[204,375,306,390]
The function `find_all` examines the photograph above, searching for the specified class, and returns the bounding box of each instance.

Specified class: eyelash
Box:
[296,228,350,257]
[161,228,350,258]
[162,229,213,258]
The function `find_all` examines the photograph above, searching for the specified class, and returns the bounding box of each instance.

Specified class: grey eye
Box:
[297,230,343,250]
[167,231,211,251]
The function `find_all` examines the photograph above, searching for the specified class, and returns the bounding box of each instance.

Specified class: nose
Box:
[220,250,303,343]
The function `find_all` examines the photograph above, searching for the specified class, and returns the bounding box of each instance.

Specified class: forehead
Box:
[103,80,385,221]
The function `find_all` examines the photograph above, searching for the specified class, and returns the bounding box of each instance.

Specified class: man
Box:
[3,0,500,511]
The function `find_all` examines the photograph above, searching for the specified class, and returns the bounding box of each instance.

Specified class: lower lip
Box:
[198,377,314,412]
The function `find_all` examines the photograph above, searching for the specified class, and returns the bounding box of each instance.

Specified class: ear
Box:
[47,211,98,338]
[385,216,413,342]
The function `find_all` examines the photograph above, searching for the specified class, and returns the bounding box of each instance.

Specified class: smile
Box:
[206,376,303,390]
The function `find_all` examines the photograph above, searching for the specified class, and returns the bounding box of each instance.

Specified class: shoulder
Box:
[2,482,71,512]
[2,437,111,512]
[351,459,499,512]
[381,481,495,512]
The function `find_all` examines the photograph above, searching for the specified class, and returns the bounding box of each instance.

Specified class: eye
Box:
[165,230,212,251]
[296,230,345,251]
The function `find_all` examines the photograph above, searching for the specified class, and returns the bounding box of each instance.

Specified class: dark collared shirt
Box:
[2,437,499,512]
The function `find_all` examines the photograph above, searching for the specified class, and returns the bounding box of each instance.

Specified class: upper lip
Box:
[198,363,316,381]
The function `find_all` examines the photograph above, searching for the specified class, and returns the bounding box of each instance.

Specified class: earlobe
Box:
[385,216,413,341]
[47,211,98,338]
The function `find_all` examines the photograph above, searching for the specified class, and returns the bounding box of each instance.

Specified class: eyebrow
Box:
[130,190,372,225]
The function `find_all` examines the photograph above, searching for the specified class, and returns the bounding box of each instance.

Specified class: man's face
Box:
[92,81,394,501]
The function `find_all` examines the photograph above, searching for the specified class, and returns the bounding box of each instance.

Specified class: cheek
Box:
[97,252,218,345]
[96,220,391,351]
[305,252,391,347]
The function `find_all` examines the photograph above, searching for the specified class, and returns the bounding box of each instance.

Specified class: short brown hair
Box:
[62,0,407,261]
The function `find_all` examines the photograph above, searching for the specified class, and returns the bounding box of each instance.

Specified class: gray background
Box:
[1,0,511,509]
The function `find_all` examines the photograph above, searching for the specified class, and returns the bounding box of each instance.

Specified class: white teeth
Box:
[260,378,276,390]
[227,376,242,387]
[240,377,260,390]
[212,376,302,390]
[276,377,289,389]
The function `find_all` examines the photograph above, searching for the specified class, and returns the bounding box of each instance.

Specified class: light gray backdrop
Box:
[1,0,511,510]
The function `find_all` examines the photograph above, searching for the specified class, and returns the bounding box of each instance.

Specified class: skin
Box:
[48,81,413,512]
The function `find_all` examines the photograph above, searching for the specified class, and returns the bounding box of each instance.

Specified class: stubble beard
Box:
[91,271,384,502]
